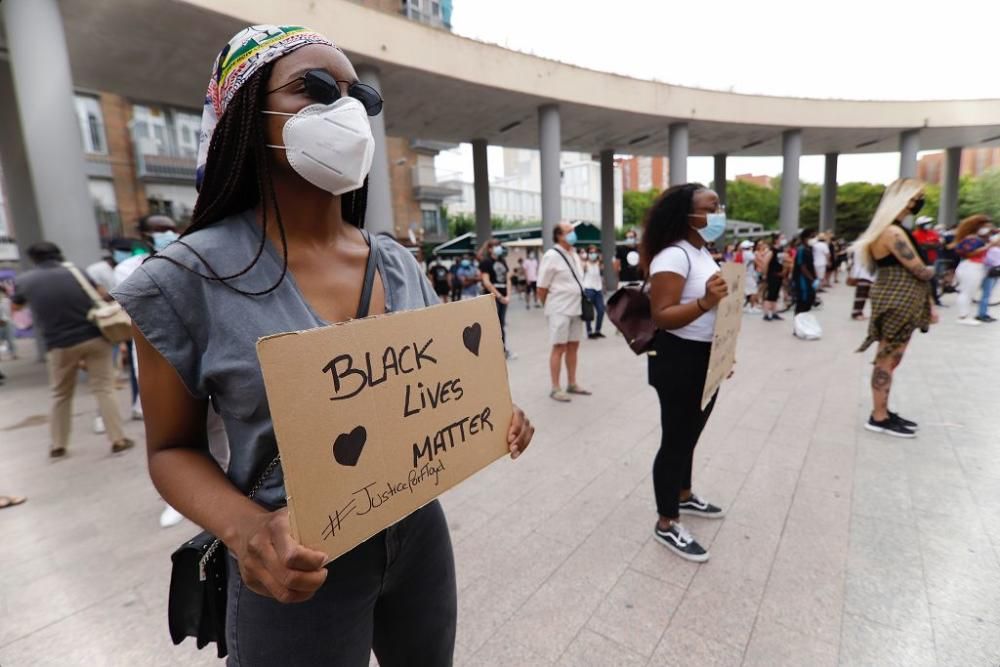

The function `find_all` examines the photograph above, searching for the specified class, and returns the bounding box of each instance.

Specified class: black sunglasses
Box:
[267,69,383,117]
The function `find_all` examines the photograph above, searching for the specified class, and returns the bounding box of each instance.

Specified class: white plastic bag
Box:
[793,312,822,340]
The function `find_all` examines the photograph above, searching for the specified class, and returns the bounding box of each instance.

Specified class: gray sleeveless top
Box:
[112,211,438,508]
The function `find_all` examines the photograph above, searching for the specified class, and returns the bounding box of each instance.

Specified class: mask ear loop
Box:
[261,110,293,150]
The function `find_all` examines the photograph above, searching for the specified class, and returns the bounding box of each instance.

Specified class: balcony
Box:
[135,152,196,183]
[411,166,463,203]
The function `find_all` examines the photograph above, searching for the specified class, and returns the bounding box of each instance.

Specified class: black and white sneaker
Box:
[654,521,709,562]
[865,415,916,438]
[889,411,918,431]
[678,493,726,519]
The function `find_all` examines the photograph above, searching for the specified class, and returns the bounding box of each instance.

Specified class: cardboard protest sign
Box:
[257,296,513,562]
[701,262,745,410]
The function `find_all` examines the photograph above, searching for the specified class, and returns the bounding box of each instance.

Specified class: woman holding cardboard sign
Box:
[642,184,730,563]
[113,26,534,666]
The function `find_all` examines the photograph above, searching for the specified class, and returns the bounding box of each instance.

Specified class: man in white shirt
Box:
[537,222,591,402]
[812,233,831,289]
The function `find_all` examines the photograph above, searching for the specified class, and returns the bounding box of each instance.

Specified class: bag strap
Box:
[356,230,380,319]
[554,247,586,296]
[62,262,104,308]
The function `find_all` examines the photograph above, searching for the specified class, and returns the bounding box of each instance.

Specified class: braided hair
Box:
[640,183,705,270]
[149,62,369,296]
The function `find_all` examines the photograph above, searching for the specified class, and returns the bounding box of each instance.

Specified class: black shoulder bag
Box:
[555,247,595,322]
[166,230,382,658]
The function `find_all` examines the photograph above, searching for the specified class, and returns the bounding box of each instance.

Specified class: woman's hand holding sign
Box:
[231,507,329,603]
[507,404,534,460]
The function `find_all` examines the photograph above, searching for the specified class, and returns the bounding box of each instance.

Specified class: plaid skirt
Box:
[857,265,931,352]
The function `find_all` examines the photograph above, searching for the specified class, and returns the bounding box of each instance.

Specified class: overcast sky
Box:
[437,0,996,185]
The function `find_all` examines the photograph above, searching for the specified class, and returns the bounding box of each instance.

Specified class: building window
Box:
[74,95,108,155]
[132,104,172,156]
[422,208,445,237]
[173,111,202,160]
[431,1,440,15]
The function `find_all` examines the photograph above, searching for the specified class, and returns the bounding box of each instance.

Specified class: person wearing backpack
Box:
[643,184,730,563]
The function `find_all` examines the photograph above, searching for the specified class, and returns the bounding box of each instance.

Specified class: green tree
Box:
[963,169,1000,221]
[798,183,822,230]
[623,188,660,228]
[833,182,886,239]
[725,180,780,228]
[922,183,941,222]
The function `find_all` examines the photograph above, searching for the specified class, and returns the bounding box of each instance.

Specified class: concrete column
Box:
[899,129,920,179]
[820,152,838,233]
[0,60,43,268]
[713,154,727,206]
[471,138,491,244]
[668,123,689,186]
[538,104,561,251]
[779,129,802,238]
[1,0,100,266]
[938,147,962,228]
[357,66,394,237]
[599,149,617,291]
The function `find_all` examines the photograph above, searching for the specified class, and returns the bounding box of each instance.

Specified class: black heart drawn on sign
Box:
[333,426,367,467]
[462,323,482,356]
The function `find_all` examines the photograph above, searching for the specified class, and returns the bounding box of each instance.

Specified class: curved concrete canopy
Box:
[10,0,1000,157]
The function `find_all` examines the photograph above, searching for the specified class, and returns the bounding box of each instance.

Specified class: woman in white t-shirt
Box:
[582,245,606,339]
[642,183,730,563]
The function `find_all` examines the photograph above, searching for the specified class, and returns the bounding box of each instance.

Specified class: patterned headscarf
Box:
[196,25,334,189]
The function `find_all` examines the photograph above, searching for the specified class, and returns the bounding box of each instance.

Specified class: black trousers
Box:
[225,501,456,666]
[648,332,717,519]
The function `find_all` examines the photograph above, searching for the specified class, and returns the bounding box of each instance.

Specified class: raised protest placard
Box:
[701,262,745,410]
[257,296,513,563]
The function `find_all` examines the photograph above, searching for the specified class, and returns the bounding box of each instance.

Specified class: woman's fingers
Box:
[507,405,534,459]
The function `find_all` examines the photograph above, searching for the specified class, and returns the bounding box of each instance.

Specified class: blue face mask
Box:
[461,260,471,268]
[112,250,132,264]
[492,245,504,258]
[564,230,578,246]
[151,230,179,252]
[694,213,726,243]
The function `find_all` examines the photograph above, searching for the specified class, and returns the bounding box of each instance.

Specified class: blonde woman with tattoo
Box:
[853,179,936,438]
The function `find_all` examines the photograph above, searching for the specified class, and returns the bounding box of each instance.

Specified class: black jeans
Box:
[648,332,717,519]
[226,501,456,666]
[495,289,508,348]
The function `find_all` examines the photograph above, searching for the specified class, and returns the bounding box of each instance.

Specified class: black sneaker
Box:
[865,415,916,438]
[654,522,709,562]
[771,313,784,321]
[889,411,919,431]
[976,315,997,323]
[678,493,726,519]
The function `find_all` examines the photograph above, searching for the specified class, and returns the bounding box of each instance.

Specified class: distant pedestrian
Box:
[457,253,480,300]
[979,245,1000,322]
[0,285,19,360]
[522,251,540,308]
[478,240,515,358]
[643,183,729,563]
[582,245,606,339]
[911,217,943,305]
[427,255,452,303]
[615,228,643,285]
[854,179,934,438]
[813,232,831,289]
[762,238,784,321]
[793,229,819,314]
[11,242,133,457]
[739,240,759,312]
[538,222,591,402]
[952,215,998,325]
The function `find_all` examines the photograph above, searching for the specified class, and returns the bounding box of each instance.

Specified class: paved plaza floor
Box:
[1,283,998,666]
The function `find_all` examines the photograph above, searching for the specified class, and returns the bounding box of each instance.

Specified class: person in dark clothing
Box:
[478,239,515,358]
[12,242,133,457]
[615,229,643,283]
[426,256,451,302]
[793,229,819,314]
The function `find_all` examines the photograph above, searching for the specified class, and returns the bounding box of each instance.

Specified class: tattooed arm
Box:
[886,226,934,281]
